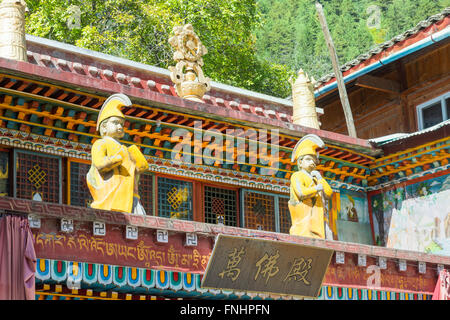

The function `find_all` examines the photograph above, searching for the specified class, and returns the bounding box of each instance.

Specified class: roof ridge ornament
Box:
[168,24,211,102]
[0,0,28,62]
[290,69,321,129]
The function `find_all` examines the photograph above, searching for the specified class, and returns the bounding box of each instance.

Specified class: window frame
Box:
[239,188,289,233]
[0,148,11,197]
[67,157,91,207]
[13,149,63,204]
[155,174,195,221]
[202,182,240,227]
[416,92,450,130]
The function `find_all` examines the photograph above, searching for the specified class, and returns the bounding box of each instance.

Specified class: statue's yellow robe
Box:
[289,170,333,239]
[87,136,148,213]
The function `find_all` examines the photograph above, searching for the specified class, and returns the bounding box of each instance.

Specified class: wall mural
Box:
[370,172,450,256]
[334,189,372,245]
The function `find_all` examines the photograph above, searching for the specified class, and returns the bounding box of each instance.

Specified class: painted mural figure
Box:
[289,134,333,239]
[346,195,359,222]
[87,93,149,214]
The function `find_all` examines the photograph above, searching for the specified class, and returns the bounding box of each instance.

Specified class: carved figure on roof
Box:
[168,24,211,102]
[289,134,333,239]
[86,93,149,214]
[0,0,28,62]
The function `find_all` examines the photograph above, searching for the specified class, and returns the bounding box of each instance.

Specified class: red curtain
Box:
[0,214,37,300]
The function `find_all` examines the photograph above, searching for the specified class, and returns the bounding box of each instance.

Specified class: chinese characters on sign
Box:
[254,250,280,284]
[218,246,245,281]
[283,257,313,285]
[202,235,333,297]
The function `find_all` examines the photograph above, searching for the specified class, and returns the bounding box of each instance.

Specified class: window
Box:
[157,177,193,220]
[14,150,62,203]
[417,92,450,130]
[278,196,291,234]
[138,173,154,215]
[68,160,92,207]
[240,190,290,233]
[204,186,238,226]
[0,150,9,196]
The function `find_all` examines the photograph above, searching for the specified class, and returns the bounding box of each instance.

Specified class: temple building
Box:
[0,4,449,300]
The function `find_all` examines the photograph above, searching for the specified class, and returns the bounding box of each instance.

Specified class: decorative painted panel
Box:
[370,171,450,255]
[35,259,433,300]
[204,186,238,226]
[14,150,61,203]
[335,189,372,245]
[157,177,193,220]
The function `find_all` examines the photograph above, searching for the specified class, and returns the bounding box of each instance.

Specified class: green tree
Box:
[25,0,293,98]
[254,0,447,87]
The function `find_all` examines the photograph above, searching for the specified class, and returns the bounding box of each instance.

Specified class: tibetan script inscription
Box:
[33,229,210,273]
[202,235,333,297]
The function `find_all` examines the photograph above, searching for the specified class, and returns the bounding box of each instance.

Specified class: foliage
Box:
[24,0,449,98]
[255,0,448,85]
[25,0,292,97]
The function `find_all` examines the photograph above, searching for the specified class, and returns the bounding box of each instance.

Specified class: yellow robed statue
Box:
[289,134,333,239]
[87,93,149,214]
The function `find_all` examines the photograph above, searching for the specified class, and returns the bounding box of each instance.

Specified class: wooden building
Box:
[0,9,449,301]
[315,9,450,139]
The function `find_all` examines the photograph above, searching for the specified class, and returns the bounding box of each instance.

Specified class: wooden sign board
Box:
[201,234,334,298]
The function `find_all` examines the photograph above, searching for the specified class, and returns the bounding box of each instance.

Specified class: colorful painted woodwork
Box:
[0,17,449,300]
[35,259,432,300]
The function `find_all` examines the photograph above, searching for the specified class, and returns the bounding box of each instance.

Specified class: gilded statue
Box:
[87,94,149,214]
[289,134,333,239]
[168,24,211,102]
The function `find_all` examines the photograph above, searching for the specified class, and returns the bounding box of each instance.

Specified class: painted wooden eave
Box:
[0,56,380,157]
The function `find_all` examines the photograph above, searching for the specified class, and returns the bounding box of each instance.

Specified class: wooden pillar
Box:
[315,1,357,138]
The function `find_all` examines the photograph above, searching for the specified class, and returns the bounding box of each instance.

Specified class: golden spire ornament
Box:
[290,69,320,129]
[168,24,211,102]
[0,0,28,62]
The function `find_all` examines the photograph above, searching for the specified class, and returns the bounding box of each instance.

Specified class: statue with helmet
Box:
[289,134,333,239]
[86,93,149,214]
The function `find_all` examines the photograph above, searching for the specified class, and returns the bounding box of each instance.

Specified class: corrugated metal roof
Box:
[369,119,450,146]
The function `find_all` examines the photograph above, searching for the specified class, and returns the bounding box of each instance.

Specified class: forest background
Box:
[25,0,449,98]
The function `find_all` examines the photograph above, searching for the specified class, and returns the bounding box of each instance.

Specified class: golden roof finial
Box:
[168,24,211,102]
[291,68,320,129]
[0,0,28,62]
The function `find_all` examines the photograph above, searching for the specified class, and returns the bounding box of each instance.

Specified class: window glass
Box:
[204,186,237,226]
[157,177,193,220]
[421,102,442,129]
